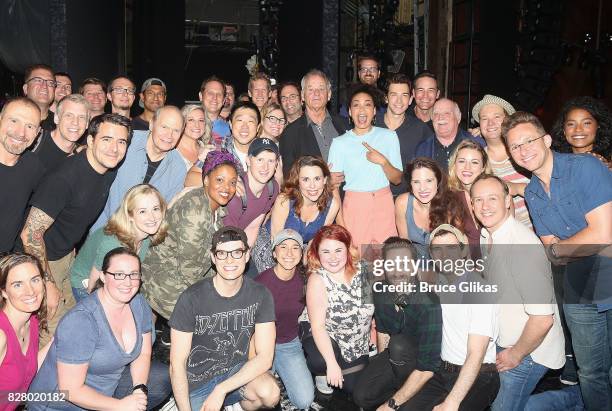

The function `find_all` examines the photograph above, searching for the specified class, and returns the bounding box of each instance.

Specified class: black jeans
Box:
[353,334,418,409]
[301,335,369,395]
[401,367,500,411]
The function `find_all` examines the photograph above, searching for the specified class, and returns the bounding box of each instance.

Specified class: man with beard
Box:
[107,75,136,118]
[279,81,303,124]
[20,113,131,346]
[0,97,44,254]
[32,94,90,172]
[132,78,167,131]
[23,64,57,132]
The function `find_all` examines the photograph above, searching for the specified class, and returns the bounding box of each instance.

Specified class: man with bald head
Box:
[415,98,484,170]
[0,97,45,253]
[90,105,187,231]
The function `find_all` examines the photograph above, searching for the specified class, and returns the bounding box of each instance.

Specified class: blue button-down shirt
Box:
[525,151,612,309]
[90,130,188,232]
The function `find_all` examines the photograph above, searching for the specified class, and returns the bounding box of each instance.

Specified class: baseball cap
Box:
[138,77,167,108]
[472,94,516,123]
[247,138,280,157]
[272,229,304,248]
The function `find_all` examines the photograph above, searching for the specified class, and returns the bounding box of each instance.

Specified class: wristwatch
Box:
[388,398,400,410]
[132,384,148,395]
[550,242,559,259]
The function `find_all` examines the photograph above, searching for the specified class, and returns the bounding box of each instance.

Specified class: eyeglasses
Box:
[508,134,546,153]
[280,94,300,102]
[265,115,287,125]
[103,271,142,280]
[27,77,57,88]
[213,249,246,260]
[358,67,379,74]
[111,87,136,96]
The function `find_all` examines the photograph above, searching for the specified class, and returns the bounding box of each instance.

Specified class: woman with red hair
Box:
[301,224,374,396]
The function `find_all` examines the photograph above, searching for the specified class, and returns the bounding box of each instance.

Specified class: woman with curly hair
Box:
[251,155,340,272]
[551,96,612,167]
[0,253,47,411]
[395,157,464,256]
[69,184,168,302]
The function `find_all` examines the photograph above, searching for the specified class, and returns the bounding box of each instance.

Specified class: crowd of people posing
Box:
[0,58,611,411]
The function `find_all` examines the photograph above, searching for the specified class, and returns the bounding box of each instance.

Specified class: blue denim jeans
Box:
[113,360,172,410]
[491,348,548,411]
[189,361,246,411]
[563,304,612,411]
[272,337,314,410]
[525,385,585,411]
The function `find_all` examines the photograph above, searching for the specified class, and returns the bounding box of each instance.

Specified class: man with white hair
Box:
[279,69,347,176]
[415,98,484,170]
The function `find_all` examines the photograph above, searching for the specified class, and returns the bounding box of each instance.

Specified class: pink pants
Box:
[343,186,398,247]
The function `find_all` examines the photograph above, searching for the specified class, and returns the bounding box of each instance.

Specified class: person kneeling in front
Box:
[169,226,280,411]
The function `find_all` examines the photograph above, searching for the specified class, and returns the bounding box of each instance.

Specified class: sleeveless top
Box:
[317,267,374,362]
[406,194,431,245]
[265,197,332,243]
[0,311,38,411]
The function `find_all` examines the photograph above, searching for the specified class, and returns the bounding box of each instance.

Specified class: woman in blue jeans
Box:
[255,229,315,410]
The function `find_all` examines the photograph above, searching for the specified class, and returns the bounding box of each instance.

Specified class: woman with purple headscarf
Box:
[141,150,240,320]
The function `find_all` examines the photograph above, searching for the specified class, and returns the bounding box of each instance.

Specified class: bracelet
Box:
[132,384,148,395]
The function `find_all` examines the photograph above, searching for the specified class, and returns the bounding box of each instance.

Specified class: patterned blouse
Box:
[317,266,374,362]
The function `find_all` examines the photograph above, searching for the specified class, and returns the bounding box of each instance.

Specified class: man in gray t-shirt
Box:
[169,226,279,411]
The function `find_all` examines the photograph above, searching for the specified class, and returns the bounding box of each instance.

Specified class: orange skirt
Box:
[342,186,398,247]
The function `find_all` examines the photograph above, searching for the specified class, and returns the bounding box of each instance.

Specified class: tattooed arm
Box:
[20,207,61,317]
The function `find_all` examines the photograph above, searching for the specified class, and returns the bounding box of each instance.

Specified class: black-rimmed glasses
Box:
[213,249,246,260]
[103,271,142,280]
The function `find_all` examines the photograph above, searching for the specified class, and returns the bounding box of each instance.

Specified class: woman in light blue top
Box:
[328,85,403,246]
[70,184,168,302]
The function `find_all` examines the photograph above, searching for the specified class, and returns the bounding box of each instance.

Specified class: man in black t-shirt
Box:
[22,64,57,132]
[169,226,279,411]
[0,97,44,253]
[20,113,131,346]
[32,93,90,172]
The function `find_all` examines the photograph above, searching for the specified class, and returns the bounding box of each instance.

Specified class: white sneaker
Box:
[315,376,333,395]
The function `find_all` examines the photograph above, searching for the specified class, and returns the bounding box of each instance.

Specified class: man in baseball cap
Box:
[132,77,167,131]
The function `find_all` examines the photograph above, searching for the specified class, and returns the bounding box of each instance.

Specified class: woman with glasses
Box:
[69,184,168,303]
[28,247,155,411]
[0,253,48,411]
[176,104,214,169]
[259,103,287,144]
[551,96,612,168]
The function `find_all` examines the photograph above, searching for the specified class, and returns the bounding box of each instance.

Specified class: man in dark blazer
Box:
[279,69,348,176]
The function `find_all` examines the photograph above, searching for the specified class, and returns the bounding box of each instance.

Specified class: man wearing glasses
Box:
[107,75,137,118]
[279,81,303,124]
[22,63,57,132]
[504,111,612,411]
[340,54,386,121]
[170,226,279,411]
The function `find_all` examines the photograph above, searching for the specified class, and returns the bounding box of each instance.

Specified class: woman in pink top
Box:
[0,253,47,411]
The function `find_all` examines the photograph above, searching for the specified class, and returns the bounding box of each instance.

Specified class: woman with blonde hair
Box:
[259,102,287,143]
[69,184,168,301]
[177,104,214,168]
[447,140,492,258]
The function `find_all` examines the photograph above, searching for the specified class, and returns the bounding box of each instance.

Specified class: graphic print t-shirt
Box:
[169,276,275,391]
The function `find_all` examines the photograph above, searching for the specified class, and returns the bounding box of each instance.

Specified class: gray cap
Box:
[138,77,166,108]
[272,229,304,248]
[472,94,516,123]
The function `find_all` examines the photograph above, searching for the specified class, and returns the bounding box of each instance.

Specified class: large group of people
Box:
[0,54,610,411]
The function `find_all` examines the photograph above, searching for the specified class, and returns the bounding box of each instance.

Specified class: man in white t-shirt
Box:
[397,226,500,410]
[472,174,565,410]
